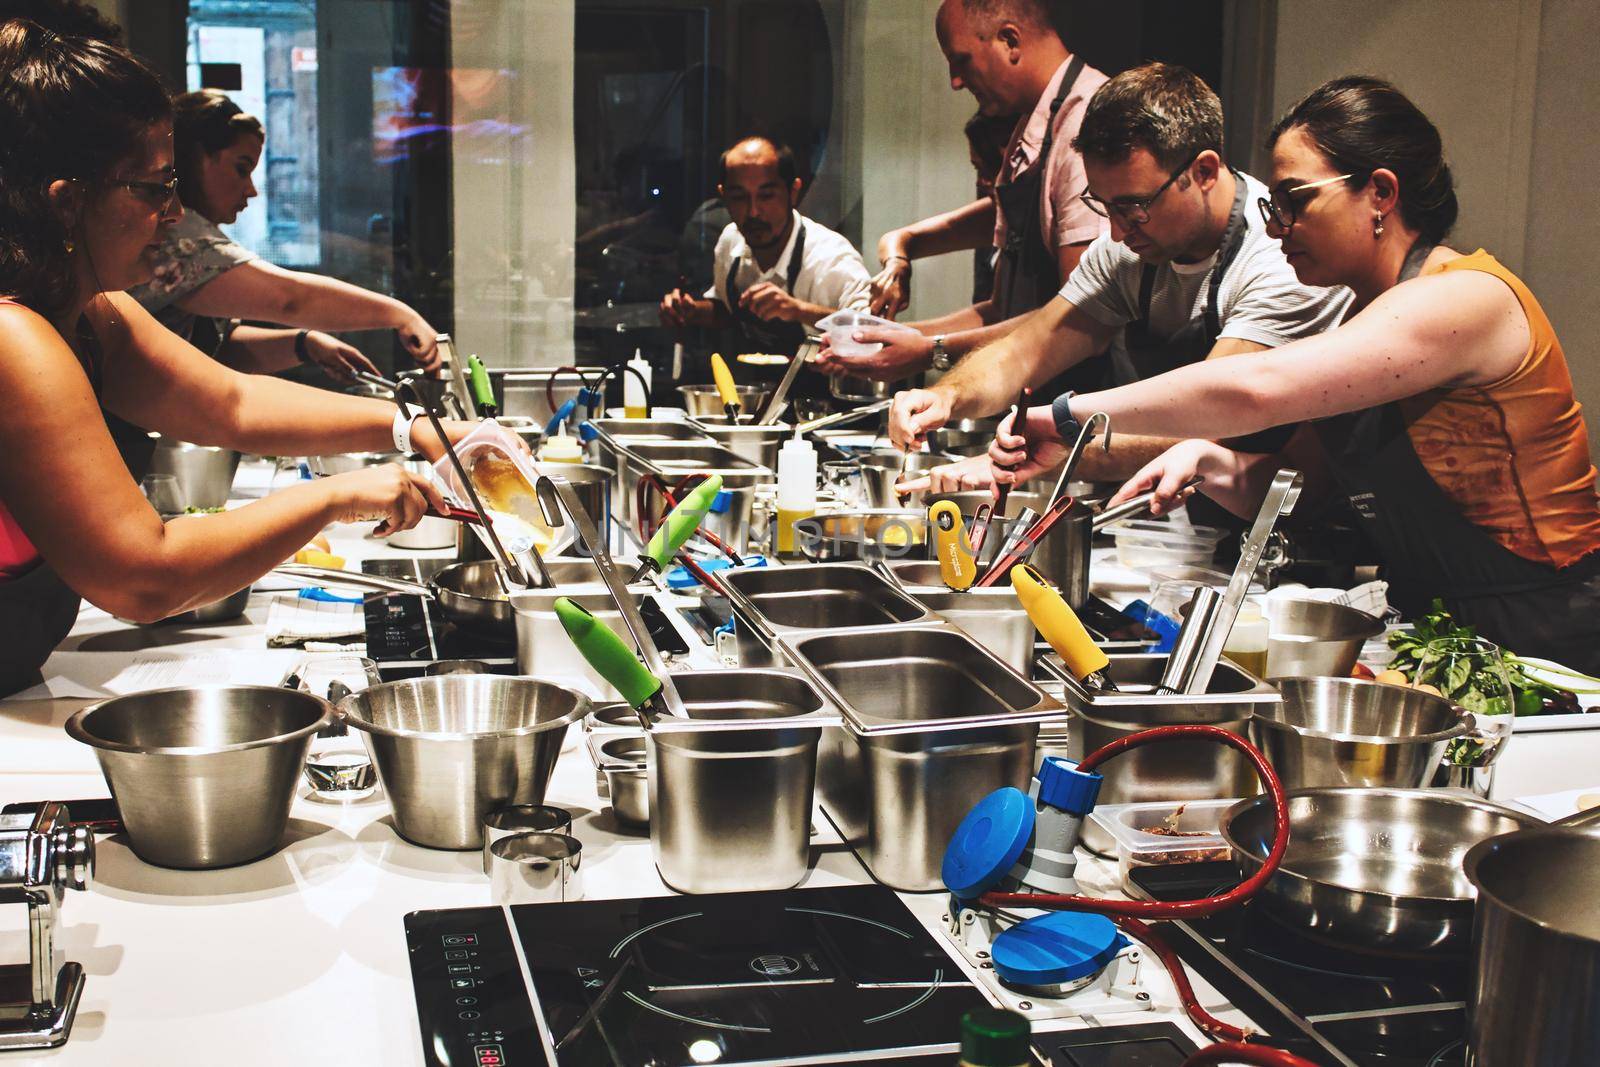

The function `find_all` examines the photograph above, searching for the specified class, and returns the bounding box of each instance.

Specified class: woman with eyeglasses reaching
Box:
[0,21,479,695]
[991,76,1600,670]
[127,89,441,384]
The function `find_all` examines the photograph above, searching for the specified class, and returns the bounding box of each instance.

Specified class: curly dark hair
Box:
[173,90,264,212]
[1269,75,1458,244]
[0,18,170,319]
[0,0,120,41]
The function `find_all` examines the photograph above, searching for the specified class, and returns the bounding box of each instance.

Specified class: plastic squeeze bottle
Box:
[538,427,583,464]
[775,432,817,557]
[624,348,652,419]
[1222,600,1270,678]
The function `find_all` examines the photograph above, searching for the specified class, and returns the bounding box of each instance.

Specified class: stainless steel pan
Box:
[1223,786,1543,955]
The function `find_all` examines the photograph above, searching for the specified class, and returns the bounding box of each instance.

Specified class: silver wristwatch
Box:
[931,334,952,371]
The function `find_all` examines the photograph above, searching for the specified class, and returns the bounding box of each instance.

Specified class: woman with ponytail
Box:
[0,20,477,695]
[990,76,1600,669]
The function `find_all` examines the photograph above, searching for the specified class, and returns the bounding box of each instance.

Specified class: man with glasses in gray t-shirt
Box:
[889,62,1351,491]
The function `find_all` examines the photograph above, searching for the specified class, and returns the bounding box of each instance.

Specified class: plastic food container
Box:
[1107,520,1227,569]
[1088,799,1238,891]
[815,309,915,358]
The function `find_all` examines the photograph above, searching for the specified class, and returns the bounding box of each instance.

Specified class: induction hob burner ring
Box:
[784,906,915,941]
[608,912,702,958]
[861,977,944,1025]
[621,992,772,1034]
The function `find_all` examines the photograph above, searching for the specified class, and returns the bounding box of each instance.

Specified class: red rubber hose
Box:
[1182,1042,1319,1067]
[1114,915,1249,1044]
[979,724,1289,919]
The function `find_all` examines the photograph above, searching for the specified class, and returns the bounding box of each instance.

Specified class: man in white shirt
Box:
[658,136,871,359]
[890,63,1352,488]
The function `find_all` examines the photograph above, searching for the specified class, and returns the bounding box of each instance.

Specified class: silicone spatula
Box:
[710,352,742,421]
[633,474,724,583]
[467,355,497,418]
[1011,563,1116,691]
[929,499,977,591]
[553,596,663,713]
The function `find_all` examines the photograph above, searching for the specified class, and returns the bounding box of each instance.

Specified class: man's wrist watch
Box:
[1050,391,1080,443]
[930,334,953,371]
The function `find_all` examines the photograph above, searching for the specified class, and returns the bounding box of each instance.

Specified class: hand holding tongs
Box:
[972,387,1030,559]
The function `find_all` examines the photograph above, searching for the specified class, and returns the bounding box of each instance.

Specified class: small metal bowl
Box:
[596,735,649,827]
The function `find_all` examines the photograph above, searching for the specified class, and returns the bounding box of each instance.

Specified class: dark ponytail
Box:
[1269,76,1459,244]
[172,89,263,211]
[0,18,170,319]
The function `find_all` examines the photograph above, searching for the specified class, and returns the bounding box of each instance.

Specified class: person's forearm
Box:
[217,325,301,374]
[909,304,989,336]
[879,198,997,262]
[1063,352,1292,440]
[221,375,401,456]
[273,273,416,333]
[1072,435,1181,481]
[936,309,1032,361]
[791,299,833,327]
[133,481,342,615]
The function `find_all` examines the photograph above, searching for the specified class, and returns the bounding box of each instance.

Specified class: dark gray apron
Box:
[1315,242,1600,672]
[724,219,809,359]
[0,318,98,696]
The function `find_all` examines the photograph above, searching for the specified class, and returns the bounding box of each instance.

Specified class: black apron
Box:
[1315,242,1600,673]
[0,317,99,696]
[724,218,809,360]
[990,57,1105,396]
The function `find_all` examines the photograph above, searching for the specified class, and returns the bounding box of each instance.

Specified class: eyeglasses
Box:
[110,175,180,210]
[1079,152,1199,226]
[1257,173,1358,233]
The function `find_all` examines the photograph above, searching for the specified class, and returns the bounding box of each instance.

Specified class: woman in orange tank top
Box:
[989,76,1600,672]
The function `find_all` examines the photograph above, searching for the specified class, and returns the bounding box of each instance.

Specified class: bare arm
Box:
[870,198,999,317]
[219,325,382,383]
[0,303,446,622]
[175,259,439,370]
[1051,271,1529,440]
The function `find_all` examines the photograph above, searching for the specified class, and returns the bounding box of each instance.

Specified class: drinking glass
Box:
[1417,636,1514,797]
[292,655,382,802]
[821,460,867,509]
[140,473,188,518]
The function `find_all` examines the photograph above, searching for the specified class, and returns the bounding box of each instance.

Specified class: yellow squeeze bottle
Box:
[775,433,816,557]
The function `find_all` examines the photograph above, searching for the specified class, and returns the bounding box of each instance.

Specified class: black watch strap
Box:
[1051,391,1080,443]
[294,329,312,363]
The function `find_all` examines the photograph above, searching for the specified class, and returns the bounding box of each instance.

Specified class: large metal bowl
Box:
[66,686,332,869]
[338,676,589,849]
[1252,678,1473,791]
[1224,787,1542,955]
[677,384,770,418]
[1264,598,1385,677]
[146,436,241,510]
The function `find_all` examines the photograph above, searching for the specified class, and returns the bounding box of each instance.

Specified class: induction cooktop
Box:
[404,884,990,1066]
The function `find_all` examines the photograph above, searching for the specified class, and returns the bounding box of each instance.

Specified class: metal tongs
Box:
[756,335,818,425]
[392,377,552,590]
[796,398,893,434]
[974,411,1110,587]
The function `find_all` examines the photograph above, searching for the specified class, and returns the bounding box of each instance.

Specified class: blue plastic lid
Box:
[1036,756,1102,816]
[577,421,599,444]
[708,489,732,515]
[992,911,1127,988]
[664,554,767,590]
[941,787,1035,900]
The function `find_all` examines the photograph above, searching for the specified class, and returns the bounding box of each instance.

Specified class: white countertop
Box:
[0,461,1591,1065]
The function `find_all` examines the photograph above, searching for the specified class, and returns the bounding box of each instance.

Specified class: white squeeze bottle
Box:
[1222,600,1270,678]
[775,432,817,557]
[624,348,651,419]
[538,427,583,464]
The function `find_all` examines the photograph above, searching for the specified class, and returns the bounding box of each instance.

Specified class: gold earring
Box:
[64,238,75,254]
[1373,213,1385,238]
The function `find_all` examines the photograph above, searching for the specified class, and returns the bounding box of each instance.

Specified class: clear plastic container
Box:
[814,309,915,358]
[1087,799,1238,891]
[1108,520,1227,569]
[430,420,574,556]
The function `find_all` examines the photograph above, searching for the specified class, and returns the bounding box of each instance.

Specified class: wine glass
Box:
[1416,636,1515,797]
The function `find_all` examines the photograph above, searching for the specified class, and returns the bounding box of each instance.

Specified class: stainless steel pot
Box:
[512,588,653,700]
[1263,598,1385,678]
[909,588,1036,672]
[595,735,649,827]
[647,670,827,894]
[499,366,607,423]
[1251,678,1473,791]
[857,452,959,509]
[925,416,1000,456]
[338,676,589,849]
[146,436,242,510]
[689,416,792,469]
[1224,787,1541,955]
[1464,822,1600,1065]
[778,622,1063,891]
[66,686,332,868]
[926,490,1091,609]
[1046,653,1280,852]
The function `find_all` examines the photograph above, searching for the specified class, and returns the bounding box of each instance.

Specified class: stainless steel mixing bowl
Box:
[338,676,589,849]
[66,686,333,869]
[1251,677,1473,791]
[146,436,242,510]
[1264,598,1385,677]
